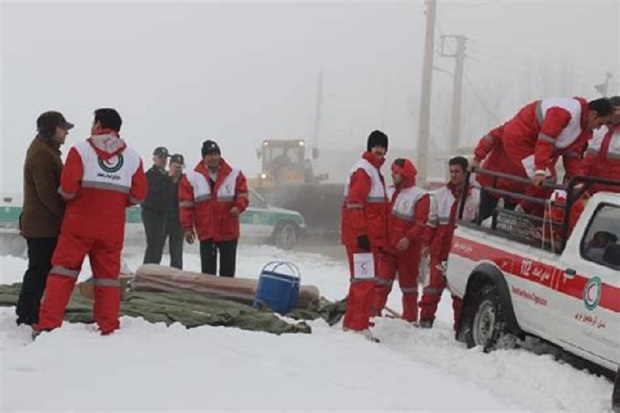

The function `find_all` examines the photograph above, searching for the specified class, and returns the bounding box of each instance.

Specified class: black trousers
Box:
[16,237,58,325]
[142,208,167,265]
[478,190,518,222]
[200,239,238,277]
[166,213,184,270]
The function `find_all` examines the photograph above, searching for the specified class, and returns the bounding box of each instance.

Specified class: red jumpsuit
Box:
[36,130,147,334]
[583,125,620,194]
[479,98,591,214]
[502,97,590,178]
[178,158,249,242]
[340,152,388,331]
[373,160,430,322]
[474,123,528,198]
[419,183,479,329]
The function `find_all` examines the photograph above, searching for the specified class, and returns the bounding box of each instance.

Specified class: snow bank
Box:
[0,246,614,411]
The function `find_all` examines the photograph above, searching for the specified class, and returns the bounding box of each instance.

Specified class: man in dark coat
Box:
[16,110,73,325]
[142,147,174,265]
[166,154,185,269]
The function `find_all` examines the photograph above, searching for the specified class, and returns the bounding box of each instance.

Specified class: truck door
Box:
[559,203,620,368]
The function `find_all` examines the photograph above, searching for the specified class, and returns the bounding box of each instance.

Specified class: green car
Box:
[0,189,306,252]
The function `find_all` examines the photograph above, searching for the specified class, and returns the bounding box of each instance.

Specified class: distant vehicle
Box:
[248,139,343,239]
[248,139,328,188]
[0,188,306,252]
[445,171,620,410]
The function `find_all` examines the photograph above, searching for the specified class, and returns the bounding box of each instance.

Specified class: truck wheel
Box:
[274,222,297,250]
[467,285,514,352]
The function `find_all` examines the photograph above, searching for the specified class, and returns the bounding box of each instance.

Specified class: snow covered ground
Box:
[0,245,615,411]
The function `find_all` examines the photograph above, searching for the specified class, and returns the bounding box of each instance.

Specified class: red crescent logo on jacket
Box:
[98,155,124,173]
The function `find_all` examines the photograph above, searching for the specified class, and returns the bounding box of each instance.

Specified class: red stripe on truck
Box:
[450,235,620,313]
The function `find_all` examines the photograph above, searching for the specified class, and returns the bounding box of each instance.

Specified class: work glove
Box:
[357,235,371,252]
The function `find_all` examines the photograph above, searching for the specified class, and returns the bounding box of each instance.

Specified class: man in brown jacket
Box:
[16,111,73,325]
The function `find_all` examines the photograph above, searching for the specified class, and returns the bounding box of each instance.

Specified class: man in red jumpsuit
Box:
[35,108,147,335]
[179,140,249,277]
[583,96,620,194]
[471,97,612,215]
[419,156,479,330]
[470,122,520,221]
[341,130,389,341]
[373,158,430,323]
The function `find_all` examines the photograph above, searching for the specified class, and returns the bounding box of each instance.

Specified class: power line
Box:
[462,73,502,124]
[467,54,604,92]
[467,54,539,76]
[468,39,612,82]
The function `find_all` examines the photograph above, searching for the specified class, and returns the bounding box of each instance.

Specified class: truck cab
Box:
[446,172,620,387]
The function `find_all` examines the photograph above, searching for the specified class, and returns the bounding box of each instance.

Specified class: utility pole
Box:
[440,34,467,152]
[312,69,323,160]
[416,0,437,186]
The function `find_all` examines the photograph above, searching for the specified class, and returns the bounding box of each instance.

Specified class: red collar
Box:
[92,128,119,137]
[195,158,232,178]
[362,151,385,169]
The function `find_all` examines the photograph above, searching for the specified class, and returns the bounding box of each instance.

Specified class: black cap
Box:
[37,111,74,133]
[201,140,221,156]
[367,130,388,152]
[153,147,170,157]
[170,154,184,165]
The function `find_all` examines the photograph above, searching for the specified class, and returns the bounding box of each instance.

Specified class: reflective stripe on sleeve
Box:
[58,188,77,199]
[537,133,555,144]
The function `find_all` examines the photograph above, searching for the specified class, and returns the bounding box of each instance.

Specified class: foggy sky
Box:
[2,0,618,192]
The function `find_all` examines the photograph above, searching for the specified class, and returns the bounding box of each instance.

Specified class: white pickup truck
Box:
[445,173,620,410]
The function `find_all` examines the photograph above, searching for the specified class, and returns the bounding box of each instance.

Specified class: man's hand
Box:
[357,235,370,252]
[184,230,195,244]
[230,207,240,217]
[469,159,481,172]
[395,237,410,252]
